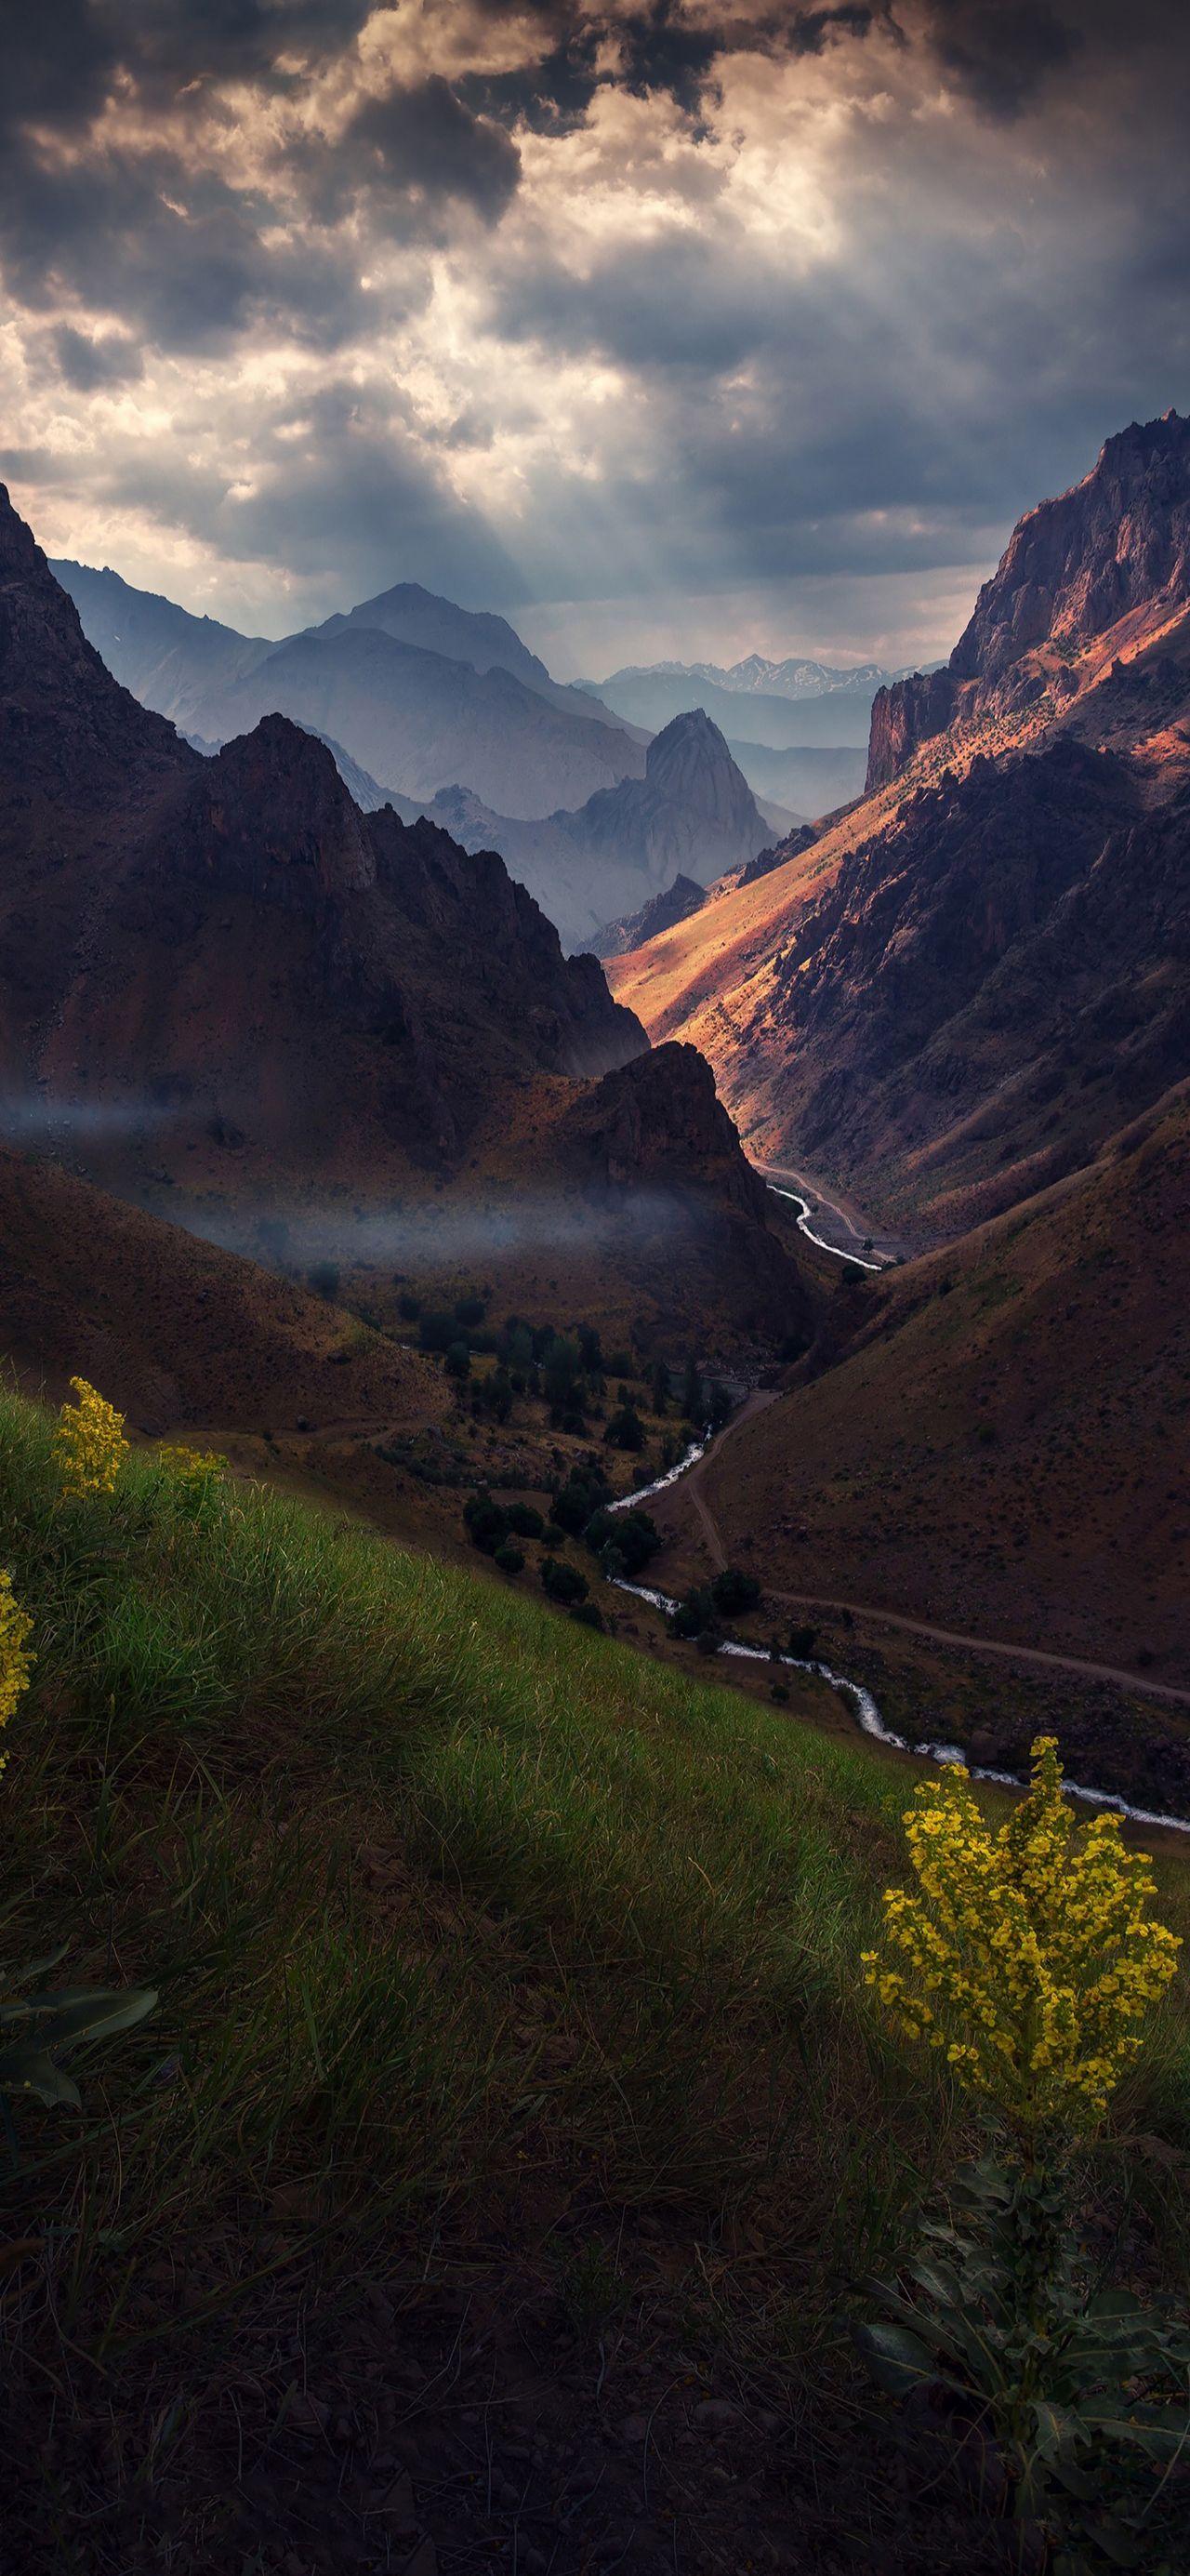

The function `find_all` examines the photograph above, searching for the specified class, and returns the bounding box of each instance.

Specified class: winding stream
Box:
[766,1184,886,1270]
[609,1437,1190,1837]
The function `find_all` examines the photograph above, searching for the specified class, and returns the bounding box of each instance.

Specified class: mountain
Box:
[412,711,777,951]
[867,410,1190,789]
[53,559,647,821]
[310,581,627,727]
[586,661,889,751]
[5,488,802,1348]
[602,653,893,702]
[609,412,1190,1240]
[666,1082,1190,1726]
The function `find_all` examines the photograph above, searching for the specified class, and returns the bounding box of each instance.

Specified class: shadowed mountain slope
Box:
[7,491,803,1349]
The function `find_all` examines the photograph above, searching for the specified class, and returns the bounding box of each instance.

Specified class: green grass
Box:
[0,1377,1188,2375]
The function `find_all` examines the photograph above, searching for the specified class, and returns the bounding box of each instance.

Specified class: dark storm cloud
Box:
[51,324,144,390]
[345,74,522,221]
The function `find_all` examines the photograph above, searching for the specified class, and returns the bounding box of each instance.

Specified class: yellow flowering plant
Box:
[862,1736,1180,2141]
[0,1567,33,1776]
[856,1739,1190,2565]
[156,1443,226,1507]
[54,1376,128,1500]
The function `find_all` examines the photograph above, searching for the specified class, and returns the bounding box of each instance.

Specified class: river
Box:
[608,1435,1190,1838]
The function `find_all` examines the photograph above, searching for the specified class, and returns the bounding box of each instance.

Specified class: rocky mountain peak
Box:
[643,709,762,832]
[867,409,1190,790]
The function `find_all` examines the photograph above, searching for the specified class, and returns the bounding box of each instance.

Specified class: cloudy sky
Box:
[2,1,1188,674]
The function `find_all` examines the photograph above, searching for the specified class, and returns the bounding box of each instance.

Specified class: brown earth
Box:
[0,1146,447,1439]
[646,1084,1190,1698]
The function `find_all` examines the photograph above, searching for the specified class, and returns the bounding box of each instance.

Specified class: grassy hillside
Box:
[1,1385,1188,2569]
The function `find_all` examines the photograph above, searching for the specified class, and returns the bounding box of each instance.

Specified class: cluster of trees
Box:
[668,1565,763,1646]
[397,1285,734,1448]
[462,1459,664,1624]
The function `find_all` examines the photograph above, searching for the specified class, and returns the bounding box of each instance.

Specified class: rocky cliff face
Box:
[866,409,1190,789]
[558,1042,809,1335]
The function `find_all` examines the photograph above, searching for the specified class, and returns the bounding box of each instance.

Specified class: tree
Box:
[605,1404,645,1453]
[576,1323,603,1374]
[651,1359,671,1415]
[710,1566,761,1616]
[505,1501,544,1539]
[455,1293,486,1328]
[493,1541,525,1577]
[541,1557,588,1606]
[463,1494,507,1554]
[445,1339,471,1380]
[308,1261,340,1301]
[397,1291,421,1321]
[418,1309,458,1353]
[681,1355,703,1423]
[542,1335,583,1409]
[668,1587,719,1641]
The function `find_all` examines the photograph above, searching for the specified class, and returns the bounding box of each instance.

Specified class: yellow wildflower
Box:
[863,1737,1181,2137]
[156,1443,226,1503]
[54,1376,128,1500]
[0,1569,33,1776]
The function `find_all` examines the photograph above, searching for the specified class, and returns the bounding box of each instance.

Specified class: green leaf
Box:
[0,2047,82,2109]
[0,1944,70,1994]
[853,2319,938,2397]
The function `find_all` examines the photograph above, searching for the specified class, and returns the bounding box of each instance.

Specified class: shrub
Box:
[541,1557,588,1607]
[493,1542,525,1577]
[605,1349,633,1381]
[463,1494,508,1554]
[787,1623,818,1661]
[418,1309,458,1353]
[571,1600,604,1632]
[455,1295,486,1328]
[444,1340,472,1381]
[307,1261,340,1300]
[710,1566,761,1616]
[505,1502,545,1539]
[397,1290,422,1321]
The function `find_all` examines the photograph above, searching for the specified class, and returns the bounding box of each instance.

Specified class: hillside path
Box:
[675,1395,1190,1709]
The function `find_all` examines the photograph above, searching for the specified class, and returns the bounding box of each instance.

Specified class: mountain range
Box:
[1,485,803,1350]
[53,559,649,821]
[610,409,1190,1242]
[585,657,892,754]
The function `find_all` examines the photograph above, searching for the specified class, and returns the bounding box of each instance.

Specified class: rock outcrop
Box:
[866,409,1190,788]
